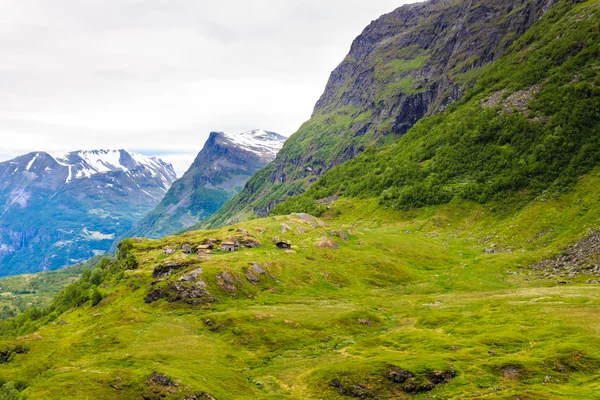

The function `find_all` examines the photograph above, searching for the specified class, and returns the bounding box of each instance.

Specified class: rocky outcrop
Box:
[329,366,455,397]
[246,263,266,284]
[152,262,186,279]
[143,372,216,400]
[529,230,600,279]
[0,345,29,364]
[316,237,340,249]
[216,272,236,292]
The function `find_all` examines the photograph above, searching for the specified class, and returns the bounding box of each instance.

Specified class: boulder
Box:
[153,262,187,278]
[180,267,203,282]
[280,223,292,233]
[239,238,262,248]
[216,272,236,291]
[144,290,166,304]
[315,237,340,249]
[403,378,435,393]
[167,280,210,302]
[428,369,455,384]
[147,372,174,387]
[330,230,348,240]
[249,263,266,275]
[388,368,413,384]
[246,271,259,284]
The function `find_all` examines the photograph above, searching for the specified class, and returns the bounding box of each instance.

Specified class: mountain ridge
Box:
[123,129,286,239]
[0,149,176,276]
[200,0,560,228]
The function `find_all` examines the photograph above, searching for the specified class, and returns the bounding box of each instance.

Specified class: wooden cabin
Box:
[196,244,213,254]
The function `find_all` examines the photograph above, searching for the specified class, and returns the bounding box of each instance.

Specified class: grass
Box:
[0,169,599,399]
[0,263,89,320]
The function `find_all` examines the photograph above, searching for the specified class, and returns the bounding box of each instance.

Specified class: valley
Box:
[0,0,598,398]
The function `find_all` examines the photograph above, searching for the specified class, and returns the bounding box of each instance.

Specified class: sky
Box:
[0,0,414,176]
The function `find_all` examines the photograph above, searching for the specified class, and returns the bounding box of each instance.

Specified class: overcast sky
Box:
[0,0,414,176]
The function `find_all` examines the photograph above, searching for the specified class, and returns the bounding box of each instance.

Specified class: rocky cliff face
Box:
[202,0,559,228]
[314,0,558,121]
[125,130,286,239]
[0,150,176,276]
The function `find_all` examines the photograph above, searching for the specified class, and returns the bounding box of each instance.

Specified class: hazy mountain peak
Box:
[124,129,286,240]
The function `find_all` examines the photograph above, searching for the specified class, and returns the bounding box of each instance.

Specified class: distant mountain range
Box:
[124,129,286,239]
[0,149,176,276]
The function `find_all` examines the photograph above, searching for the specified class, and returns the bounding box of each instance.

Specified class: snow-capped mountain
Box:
[222,129,287,160]
[35,149,174,188]
[0,150,177,276]
[124,129,286,239]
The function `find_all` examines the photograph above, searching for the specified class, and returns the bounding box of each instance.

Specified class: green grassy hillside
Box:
[1,169,600,398]
[0,1,598,399]
[274,0,600,217]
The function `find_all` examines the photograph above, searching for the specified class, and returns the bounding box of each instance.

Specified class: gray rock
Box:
[249,263,266,275]
[180,267,203,282]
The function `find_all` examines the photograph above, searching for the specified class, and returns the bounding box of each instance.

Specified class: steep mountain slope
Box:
[0,150,176,276]
[126,130,286,239]
[275,0,600,216]
[202,0,560,228]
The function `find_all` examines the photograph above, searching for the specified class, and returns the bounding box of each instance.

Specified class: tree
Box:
[91,288,103,307]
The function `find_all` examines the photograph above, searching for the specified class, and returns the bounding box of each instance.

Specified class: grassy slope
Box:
[1,170,600,398]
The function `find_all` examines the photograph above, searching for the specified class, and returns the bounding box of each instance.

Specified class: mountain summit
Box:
[220,129,287,161]
[0,150,176,275]
[124,129,286,239]
[46,150,175,189]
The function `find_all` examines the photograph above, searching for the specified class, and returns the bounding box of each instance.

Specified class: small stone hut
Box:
[163,246,175,255]
[221,241,238,252]
[276,241,292,250]
[182,244,192,254]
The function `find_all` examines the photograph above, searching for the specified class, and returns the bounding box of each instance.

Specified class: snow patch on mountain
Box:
[80,228,115,241]
[223,129,286,156]
[46,150,176,185]
[26,153,39,171]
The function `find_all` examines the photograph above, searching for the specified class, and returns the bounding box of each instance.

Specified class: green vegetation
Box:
[1,168,600,397]
[0,1,598,399]
[0,257,114,337]
[202,0,567,229]
[274,0,600,216]
[0,257,109,320]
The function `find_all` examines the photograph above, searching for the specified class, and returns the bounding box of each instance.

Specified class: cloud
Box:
[0,0,416,176]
